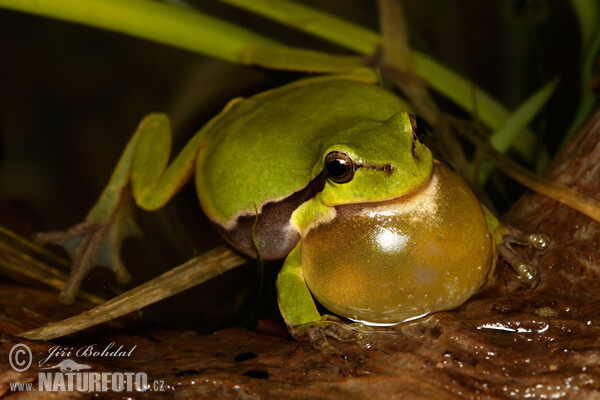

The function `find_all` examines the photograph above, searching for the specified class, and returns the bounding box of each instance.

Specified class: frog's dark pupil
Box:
[326,159,348,178]
[324,151,354,183]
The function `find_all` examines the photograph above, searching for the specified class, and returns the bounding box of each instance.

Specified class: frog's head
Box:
[316,112,433,208]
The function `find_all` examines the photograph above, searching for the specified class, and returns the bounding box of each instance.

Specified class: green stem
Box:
[459,127,600,225]
[562,0,600,148]
[0,1,372,78]
[571,0,598,50]
[221,0,537,153]
[0,0,276,62]
[20,245,247,340]
[478,77,559,183]
[241,44,367,73]
[219,0,380,54]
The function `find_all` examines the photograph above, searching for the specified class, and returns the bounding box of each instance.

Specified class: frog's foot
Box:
[35,201,138,305]
[496,225,549,286]
[289,315,375,352]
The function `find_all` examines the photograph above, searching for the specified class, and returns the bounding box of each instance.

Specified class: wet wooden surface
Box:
[2,109,600,399]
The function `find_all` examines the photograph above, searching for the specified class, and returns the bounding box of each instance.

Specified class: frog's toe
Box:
[304,326,339,353]
[291,316,375,352]
[35,220,99,249]
[525,233,550,250]
[111,256,132,285]
[502,227,549,250]
[320,314,375,343]
[35,206,137,304]
[36,221,109,304]
[498,247,539,285]
[496,225,549,287]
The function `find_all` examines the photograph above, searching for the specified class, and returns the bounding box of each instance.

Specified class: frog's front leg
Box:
[494,224,549,284]
[277,243,372,351]
[482,205,549,285]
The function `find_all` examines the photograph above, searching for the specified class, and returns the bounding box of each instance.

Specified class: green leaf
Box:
[479,77,559,183]
[241,44,366,73]
[562,0,600,148]
[571,0,598,49]
[219,0,380,54]
[0,0,276,62]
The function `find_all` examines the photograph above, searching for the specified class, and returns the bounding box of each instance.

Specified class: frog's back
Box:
[195,78,408,259]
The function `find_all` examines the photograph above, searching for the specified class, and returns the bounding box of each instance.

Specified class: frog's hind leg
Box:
[494,225,549,286]
[481,204,549,286]
[36,114,203,304]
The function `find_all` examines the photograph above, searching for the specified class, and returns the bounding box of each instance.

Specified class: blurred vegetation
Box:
[0,0,597,330]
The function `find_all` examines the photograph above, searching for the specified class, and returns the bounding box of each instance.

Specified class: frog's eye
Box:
[324,151,355,184]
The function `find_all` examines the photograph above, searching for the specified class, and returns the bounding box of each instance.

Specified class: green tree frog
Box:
[38,76,548,342]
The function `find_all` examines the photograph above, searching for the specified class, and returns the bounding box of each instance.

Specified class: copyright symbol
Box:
[9,344,32,372]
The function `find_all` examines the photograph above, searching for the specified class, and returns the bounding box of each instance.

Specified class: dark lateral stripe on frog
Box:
[213,171,328,261]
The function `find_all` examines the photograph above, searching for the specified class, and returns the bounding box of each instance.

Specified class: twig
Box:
[377,0,472,183]
[0,226,106,305]
[19,245,247,340]
[456,123,600,223]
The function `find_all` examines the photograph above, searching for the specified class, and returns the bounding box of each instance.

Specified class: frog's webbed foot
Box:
[35,194,138,305]
[289,315,375,353]
[496,225,549,287]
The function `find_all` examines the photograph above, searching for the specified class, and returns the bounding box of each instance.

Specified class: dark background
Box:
[0,0,583,331]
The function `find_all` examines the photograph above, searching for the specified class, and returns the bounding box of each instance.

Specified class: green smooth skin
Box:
[87,75,505,331]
